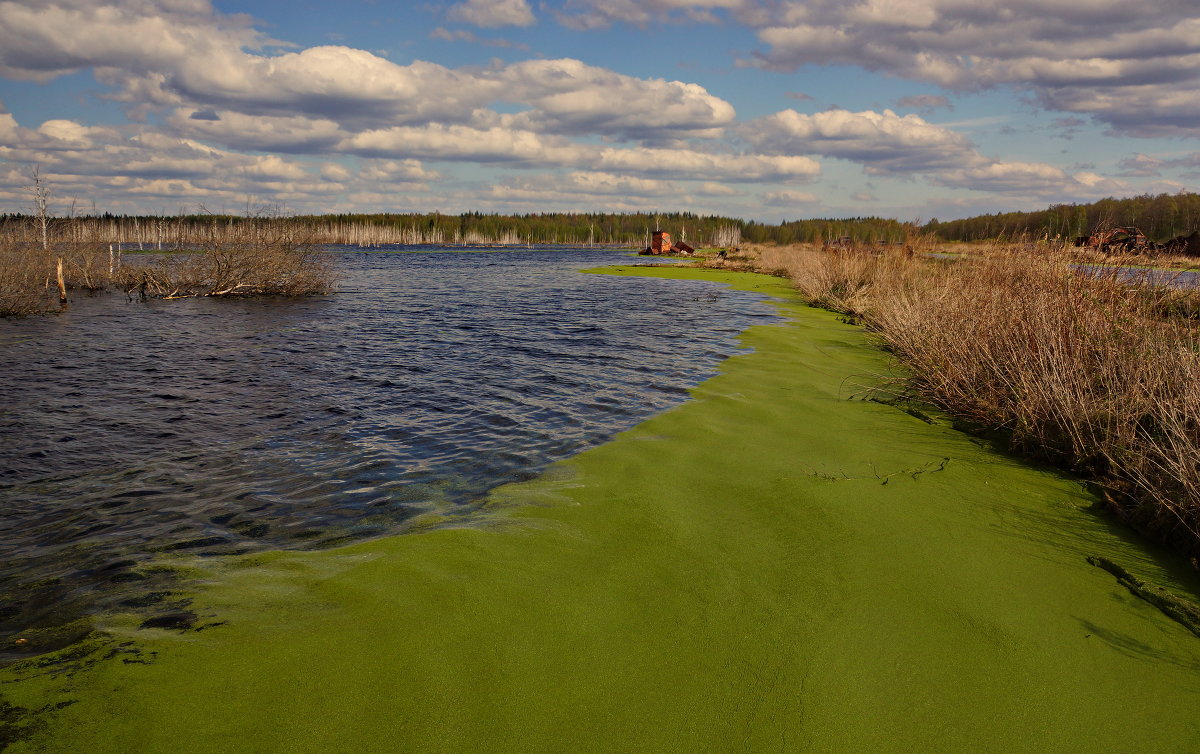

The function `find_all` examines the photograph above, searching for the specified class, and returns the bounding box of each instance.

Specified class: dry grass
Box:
[739,241,1200,557]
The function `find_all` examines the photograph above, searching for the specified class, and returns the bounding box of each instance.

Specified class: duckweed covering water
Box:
[4,267,1199,752]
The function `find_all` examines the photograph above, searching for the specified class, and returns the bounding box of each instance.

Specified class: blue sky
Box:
[0,0,1198,222]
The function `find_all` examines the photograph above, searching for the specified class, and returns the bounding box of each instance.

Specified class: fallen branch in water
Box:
[1087,555,1200,638]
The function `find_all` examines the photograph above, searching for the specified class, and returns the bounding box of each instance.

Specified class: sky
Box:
[0,0,1198,222]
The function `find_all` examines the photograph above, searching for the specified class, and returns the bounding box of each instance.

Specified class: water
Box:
[1075,264,1200,288]
[0,246,779,644]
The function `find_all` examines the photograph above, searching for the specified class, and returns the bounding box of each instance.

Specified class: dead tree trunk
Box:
[56,256,66,304]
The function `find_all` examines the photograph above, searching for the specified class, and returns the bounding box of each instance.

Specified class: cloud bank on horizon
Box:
[0,0,1196,221]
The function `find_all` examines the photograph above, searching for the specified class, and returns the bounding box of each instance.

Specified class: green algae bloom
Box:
[3,267,1200,752]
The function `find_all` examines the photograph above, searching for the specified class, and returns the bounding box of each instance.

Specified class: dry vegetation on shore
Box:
[710,241,1200,560]
[0,217,333,316]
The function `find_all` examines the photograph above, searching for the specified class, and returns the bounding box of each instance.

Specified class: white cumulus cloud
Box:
[593,146,820,182]
[763,190,819,206]
[936,160,1129,198]
[447,0,535,28]
[741,108,983,173]
[742,0,1200,136]
[495,58,736,141]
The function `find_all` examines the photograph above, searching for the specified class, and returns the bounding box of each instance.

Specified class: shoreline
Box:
[4,266,1200,751]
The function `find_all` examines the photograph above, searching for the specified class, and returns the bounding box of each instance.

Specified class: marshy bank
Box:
[721,241,1200,562]
[3,266,1198,752]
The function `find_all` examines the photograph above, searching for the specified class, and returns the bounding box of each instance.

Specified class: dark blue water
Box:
[0,246,779,643]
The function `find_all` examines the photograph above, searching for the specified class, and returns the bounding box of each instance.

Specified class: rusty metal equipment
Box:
[651,230,672,254]
[1073,226,1151,253]
[638,230,695,256]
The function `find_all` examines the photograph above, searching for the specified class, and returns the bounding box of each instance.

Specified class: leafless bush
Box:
[115,218,333,300]
[0,218,133,314]
[0,240,54,317]
[63,241,115,292]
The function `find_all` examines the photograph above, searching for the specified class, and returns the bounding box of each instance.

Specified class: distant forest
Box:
[0,210,911,247]
[289,211,912,246]
[923,192,1200,242]
[5,192,1198,247]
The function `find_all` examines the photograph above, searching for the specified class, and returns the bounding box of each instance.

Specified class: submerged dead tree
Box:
[1,170,67,316]
[28,168,66,304]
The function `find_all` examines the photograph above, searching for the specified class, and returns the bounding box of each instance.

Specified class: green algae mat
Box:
[5,266,1200,752]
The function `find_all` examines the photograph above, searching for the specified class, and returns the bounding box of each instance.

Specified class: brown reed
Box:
[746,241,1200,557]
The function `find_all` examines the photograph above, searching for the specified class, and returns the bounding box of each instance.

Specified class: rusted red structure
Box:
[651,230,672,254]
[639,230,696,256]
[1074,226,1151,253]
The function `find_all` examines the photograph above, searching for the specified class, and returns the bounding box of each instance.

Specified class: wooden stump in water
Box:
[56,257,67,303]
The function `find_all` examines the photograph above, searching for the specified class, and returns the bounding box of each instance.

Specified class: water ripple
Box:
[0,247,779,639]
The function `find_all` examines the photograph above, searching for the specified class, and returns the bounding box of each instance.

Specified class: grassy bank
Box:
[3,267,1199,752]
[719,243,1200,560]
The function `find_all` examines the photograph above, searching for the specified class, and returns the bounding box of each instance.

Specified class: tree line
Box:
[923,192,1200,243]
[0,211,912,248]
[22,193,1199,249]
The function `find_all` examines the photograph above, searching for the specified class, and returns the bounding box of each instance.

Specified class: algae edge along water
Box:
[3,266,1200,753]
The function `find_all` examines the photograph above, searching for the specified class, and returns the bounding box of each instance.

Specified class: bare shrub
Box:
[2,212,333,314]
[116,217,333,300]
[1,225,128,314]
[0,240,53,317]
[61,218,116,292]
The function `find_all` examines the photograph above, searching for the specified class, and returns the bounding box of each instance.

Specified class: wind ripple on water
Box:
[0,247,778,638]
